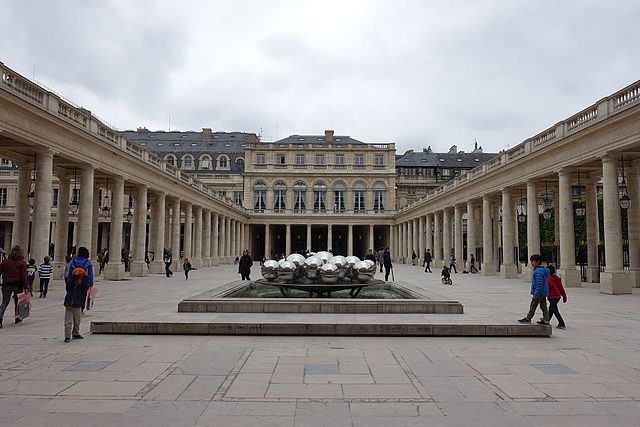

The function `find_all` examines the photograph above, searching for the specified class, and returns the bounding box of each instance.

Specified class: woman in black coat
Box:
[238,250,253,280]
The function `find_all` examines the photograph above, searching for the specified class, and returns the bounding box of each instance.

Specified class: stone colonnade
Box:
[394,160,638,295]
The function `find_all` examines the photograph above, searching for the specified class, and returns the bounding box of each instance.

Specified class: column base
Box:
[202,257,211,267]
[103,263,125,281]
[129,261,147,277]
[625,269,640,288]
[149,260,165,274]
[172,261,183,271]
[586,266,600,283]
[212,257,220,266]
[557,268,582,288]
[522,266,533,282]
[499,264,518,279]
[192,258,203,268]
[481,262,496,276]
[53,261,66,280]
[600,271,632,294]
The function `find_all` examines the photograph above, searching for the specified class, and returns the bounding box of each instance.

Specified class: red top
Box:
[548,275,567,299]
[0,258,29,290]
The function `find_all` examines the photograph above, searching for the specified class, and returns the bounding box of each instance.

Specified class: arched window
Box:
[217,155,229,170]
[181,155,194,170]
[164,154,176,166]
[293,181,307,212]
[313,181,327,212]
[373,181,387,212]
[199,155,212,170]
[353,181,366,212]
[332,181,346,212]
[273,180,287,211]
[234,157,245,170]
[253,180,267,211]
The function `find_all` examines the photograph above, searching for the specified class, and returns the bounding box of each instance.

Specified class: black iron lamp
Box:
[101,177,111,218]
[146,201,151,225]
[69,167,79,215]
[575,170,586,217]
[517,188,526,223]
[27,154,36,209]
[542,180,553,220]
[620,155,631,210]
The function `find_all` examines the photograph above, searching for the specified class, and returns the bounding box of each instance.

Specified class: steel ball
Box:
[319,262,339,284]
[261,259,280,281]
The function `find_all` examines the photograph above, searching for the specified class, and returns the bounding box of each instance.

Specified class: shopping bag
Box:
[87,287,97,309]
[17,293,31,320]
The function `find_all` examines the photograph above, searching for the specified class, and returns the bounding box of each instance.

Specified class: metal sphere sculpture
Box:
[261,259,280,281]
[319,262,339,284]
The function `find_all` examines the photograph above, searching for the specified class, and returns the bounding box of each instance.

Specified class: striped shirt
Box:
[38,263,54,279]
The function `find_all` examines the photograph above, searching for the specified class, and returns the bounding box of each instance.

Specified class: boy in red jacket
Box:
[547,265,567,329]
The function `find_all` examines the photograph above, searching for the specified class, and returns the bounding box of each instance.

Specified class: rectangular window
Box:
[276,154,286,165]
[0,159,11,167]
[295,154,305,165]
[374,154,384,165]
[313,190,326,211]
[442,168,451,176]
[234,191,244,205]
[373,190,385,211]
[353,190,365,212]
[253,190,266,210]
[256,153,266,164]
[52,188,59,208]
[335,154,345,165]
[274,190,286,210]
[355,154,364,165]
[72,188,80,204]
[407,188,416,195]
[294,190,306,211]
[315,154,325,165]
[333,190,345,211]
[0,188,7,206]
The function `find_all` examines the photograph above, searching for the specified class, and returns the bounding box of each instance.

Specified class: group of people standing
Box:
[0,245,94,340]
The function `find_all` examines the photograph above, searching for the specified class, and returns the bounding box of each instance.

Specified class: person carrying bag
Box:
[0,245,30,329]
[64,246,93,342]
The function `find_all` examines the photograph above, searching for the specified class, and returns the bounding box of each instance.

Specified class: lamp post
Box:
[69,166,79,215]
[620,155,631,209]
[575,169,586,217]
[101,177,111,218]
[27,154,36,210]
[517,188,526,223]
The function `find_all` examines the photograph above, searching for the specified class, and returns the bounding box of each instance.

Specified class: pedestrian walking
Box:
[469,254,478,273]
[518,254,550,325]
[183,257,192,280]
[163,249,173,277]
[26,258,37,296]
[383,247,393,281]
[64,246,93,342]
[411,250,417,266]
[424,249,432,273]
[38,256,54,298]
[365,249,376,262]
[0,245,29,329]
[449,254,457,273]
[547,265,567,329]
[376,248,384,273]
[238,249,253,280]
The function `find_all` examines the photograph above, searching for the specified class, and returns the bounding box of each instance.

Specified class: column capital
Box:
[599,152,620,163]
[556,166,574,176]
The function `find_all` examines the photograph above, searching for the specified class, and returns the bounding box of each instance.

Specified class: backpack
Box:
[27,265,37,277]
[67,259,89,286]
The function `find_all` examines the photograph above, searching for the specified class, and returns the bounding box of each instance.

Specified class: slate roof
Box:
[395,151,497,168]
[271,134,366,145]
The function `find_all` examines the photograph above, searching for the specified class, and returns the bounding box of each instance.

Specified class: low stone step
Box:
[91,321,551,337]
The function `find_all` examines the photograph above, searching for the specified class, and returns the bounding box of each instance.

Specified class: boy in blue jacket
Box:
[518,254,550,325]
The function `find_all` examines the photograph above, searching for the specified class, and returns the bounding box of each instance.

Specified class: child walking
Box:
[518,254,550,325]
[547,265,567,329]
[38,256,53,298]
[26,259,37,297]
[183,257,192,280]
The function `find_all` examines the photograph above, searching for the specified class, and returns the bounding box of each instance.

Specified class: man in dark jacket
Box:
[424,249,432,273]
[238,250,253,280]
[64,247,92,342]
[383,247,393,281]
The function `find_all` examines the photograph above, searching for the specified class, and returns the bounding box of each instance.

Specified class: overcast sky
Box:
[1,1,639,154]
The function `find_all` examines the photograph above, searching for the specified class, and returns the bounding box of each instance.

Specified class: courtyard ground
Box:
[0,263,639,426]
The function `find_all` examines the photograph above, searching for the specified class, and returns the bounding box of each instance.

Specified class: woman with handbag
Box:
[0,245,29,329]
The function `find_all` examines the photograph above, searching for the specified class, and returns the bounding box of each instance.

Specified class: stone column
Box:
[53,176,70,279]
[325,224,331,253]
[347,224,353,256]
[306,224,312,252]
[500,190,517,278]
[229,219,235,260]
[626,169,640,287]
[482,195,496,275]
[555,169,580,287]
[418,216,425,258]
[217,215,224,264]
[104,176,125,280]
[150,193,166,273]
[203,209,211,267]
[433,212,442,267]
[212,212,219,265]
[426,214,433,252]
[264,223,271,259]
[130,185,148,277]
[454,205,464,272]
[164,207,171,249]
[31,150,54,265]
[171,199,181,271]
[443,209,452,268]
[524,180,540,279]
[91,182,100,255]
[600,156,631,293]
[466,202,476,271]
[182,202,192,262]
[368,224,374,253]
[225,216,231,260]
[12,162,32,249]
[585,180,600,283]
[192,206,203,267]
[76,166,94,250]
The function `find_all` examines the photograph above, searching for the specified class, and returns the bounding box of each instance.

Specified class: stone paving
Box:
[0,263,639,426]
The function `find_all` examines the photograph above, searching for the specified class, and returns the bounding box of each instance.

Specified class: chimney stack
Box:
[325,129,334,142]
[202,128,212,140]
[248,133,258,144]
